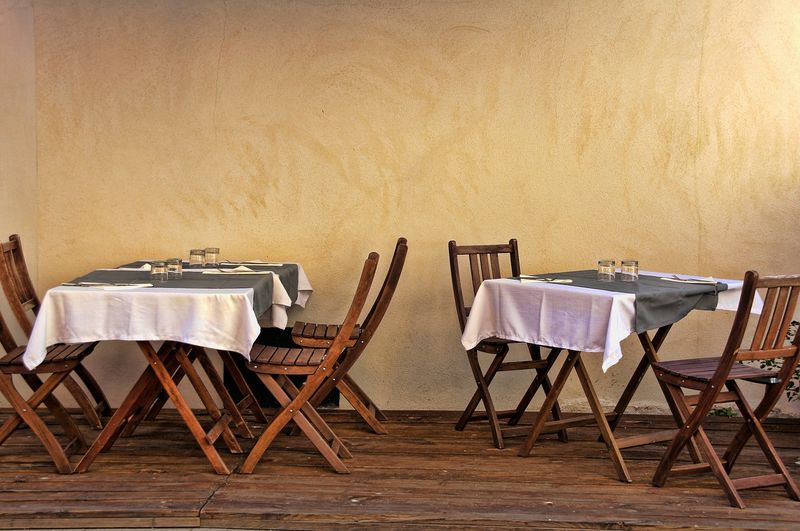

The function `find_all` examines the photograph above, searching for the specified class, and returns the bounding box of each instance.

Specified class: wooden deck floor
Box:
[1,410,799,529]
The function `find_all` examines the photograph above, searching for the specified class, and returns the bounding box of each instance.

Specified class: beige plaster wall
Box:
[0,0,37,347]
[30,0,800,412]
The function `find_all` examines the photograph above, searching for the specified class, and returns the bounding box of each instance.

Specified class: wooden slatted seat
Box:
[0,234,110,428]
[284,238,408,435]
[651,271,800,509]
[653,357,778,385]
[449,239,567,449]
[289,322,361,348]
[0,307,92,473]
[240,252,379,474]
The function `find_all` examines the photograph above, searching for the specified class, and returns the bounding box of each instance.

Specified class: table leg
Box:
[136,341,230,474]
[194,348,255,439]
[574,354,632,483]
[518,350,580,457]
[75,345,173,473]
[609,326,702,462]
[607,325,671,432]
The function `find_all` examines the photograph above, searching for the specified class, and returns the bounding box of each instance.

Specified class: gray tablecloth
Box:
[120,261,300,303]
[517,270,728,333]
[68,269,275,317]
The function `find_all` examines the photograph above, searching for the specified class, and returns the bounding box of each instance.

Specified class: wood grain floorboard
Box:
[0,409,798,529]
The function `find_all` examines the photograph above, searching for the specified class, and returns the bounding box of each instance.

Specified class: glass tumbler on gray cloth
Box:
[620,259,639,281]
[166,258,183,279]
[189,249,205,268]
[204,247,219,267]
[150,260,168,282]
[597,259,616,281]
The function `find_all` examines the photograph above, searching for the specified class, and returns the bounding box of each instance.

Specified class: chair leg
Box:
[19,373,87,451]
[727,381,800,502]
[74,362,112,417]
[240,374,349,474]
[218,350,270,423]
[460,348,505,448]
[343,375,388,421]
[0,373,76,473]
[60,374,103,429]
[651,383,745,507]
[174,346,243,454]
[194,347,254,439]
[278,375,352,459]
[337,375,388,435]
[723,380,789,471]
[652,384,697,487]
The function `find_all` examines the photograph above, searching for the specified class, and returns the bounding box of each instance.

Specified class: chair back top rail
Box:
[719,271,800,385]
[448,239,520,332]
[359,237,408,344]
[0,234,39,336]
[316,252,380,375]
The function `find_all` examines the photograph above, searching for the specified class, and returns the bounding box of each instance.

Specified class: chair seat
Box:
[291,321,361,348]
[0,343,93,374]
[653,357,779,384]
[247,344,328,375]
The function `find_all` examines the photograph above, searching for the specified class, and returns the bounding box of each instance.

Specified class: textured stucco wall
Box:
[27,0,800,412]
[0,0,37,344]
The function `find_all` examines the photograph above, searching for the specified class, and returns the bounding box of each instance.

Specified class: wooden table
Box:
[460,270,757,482]
[23,262,312,474]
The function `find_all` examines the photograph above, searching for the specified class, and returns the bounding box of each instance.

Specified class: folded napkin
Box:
[221,261,284,266]
[659,276,718,285]
[519,276,573,284]
[202,265,271,275]
[62,282,153,289]
[98,263,152,272]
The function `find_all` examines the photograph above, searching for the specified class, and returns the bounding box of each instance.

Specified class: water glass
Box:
[189,249,205,268]
[597,259,616,281]
[621,259,639,282]
[204,247,220,267]
[150,260,168,282]
[166,258,183,280]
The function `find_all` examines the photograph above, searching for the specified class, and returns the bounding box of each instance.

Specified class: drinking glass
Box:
[150,260,168,282]
[621,259,639,282]
[204,247,220,267]
[597,259,616,281]
[166,258,183,280]
[189,249,205,268]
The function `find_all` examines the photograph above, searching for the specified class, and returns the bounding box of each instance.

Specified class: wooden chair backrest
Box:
[358,238,408,344]
[0,234,39,336]
[316,252,380,375]
[0,307,19,353]
[718,271,800,386]
[448,239,521,332]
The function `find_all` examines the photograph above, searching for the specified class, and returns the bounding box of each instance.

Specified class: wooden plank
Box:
[0,409,799,529]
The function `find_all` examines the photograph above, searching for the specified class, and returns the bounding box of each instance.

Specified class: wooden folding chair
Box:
[239,252,379,474]
[651,271,800,508]
[0,234,110,429]
[0,307,93,473]
[448,239,566,449]
[290,237,408,434]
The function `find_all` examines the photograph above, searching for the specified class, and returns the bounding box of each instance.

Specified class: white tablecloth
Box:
[461,272,758,372]
[23,264,312,369]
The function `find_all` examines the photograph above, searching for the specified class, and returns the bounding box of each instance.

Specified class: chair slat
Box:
[490,254,501,279]
[750,287,777,351]
[479,253,491,281]
[283,349,301,366]
[773,287,799,349]
[763,287,790,350]
[468,254,481,294]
